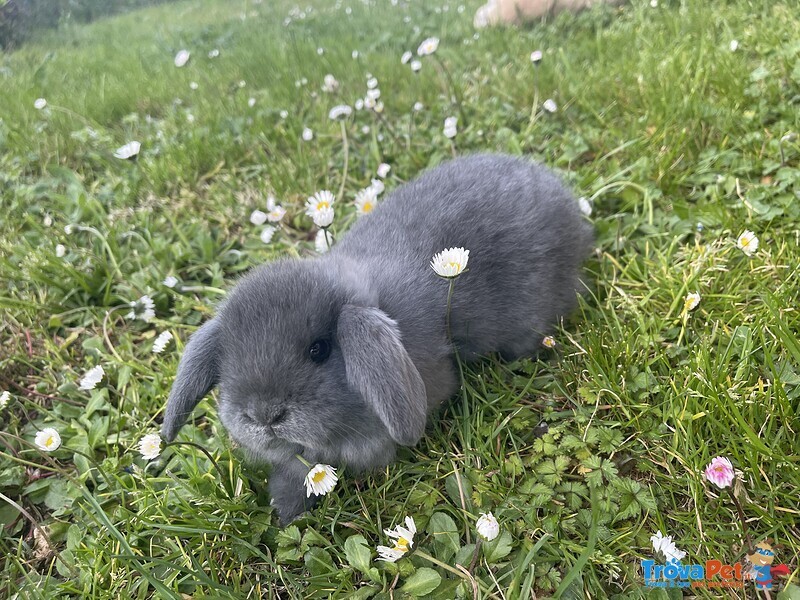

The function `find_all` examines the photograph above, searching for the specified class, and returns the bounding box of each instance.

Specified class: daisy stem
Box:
[433,55,466,126]
[295,454,312,469]
[337,119,349,203]
[167,441,232,498]
[178,285,227,295]
[468,537,482,573]
[102,305,126,363]
[72,225,123,280]
[445,279,456,344]
[414,550,492,594]
[729,489,754,555]
[323,227,331,250]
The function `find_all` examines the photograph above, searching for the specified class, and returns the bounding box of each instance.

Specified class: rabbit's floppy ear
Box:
[161,319,221,441]
[338,305,427,446]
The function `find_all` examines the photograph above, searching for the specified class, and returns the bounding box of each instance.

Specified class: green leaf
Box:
[304,547,336,576]
[483,530,513,563]
[399,567,441,596]
[276,525,302,547]
[427,512,460,559]
[777,584,800,600]
[344,534,373,574]
[445,473,473,511]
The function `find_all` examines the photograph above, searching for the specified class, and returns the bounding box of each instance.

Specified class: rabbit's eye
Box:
[308,339,331,363]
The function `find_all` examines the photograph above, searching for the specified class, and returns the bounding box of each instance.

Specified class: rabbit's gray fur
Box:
[162,154,594,523]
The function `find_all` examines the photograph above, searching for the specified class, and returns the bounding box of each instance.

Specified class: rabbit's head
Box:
[161,258,428,467]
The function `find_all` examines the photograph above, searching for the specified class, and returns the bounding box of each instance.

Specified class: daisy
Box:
[0,390,10,409]
[377,516,417,562]
[352,50,359,59]
[304,464,338,497]
[650,531,687,563]
[413,101,424,112]
[354,99,364,111]
[377,163,390,178]
[55,244,66,258]
[34,428,61,452]
[431,247,469,278]
[729,39,739,52]
[250,209,268,225]
[126,295,156,322]
[138,433,162,460]
[354,188,378,215]
[114,141,141,159]
[543,99,558,113]
[189,81,199,90]
[704,456,735,489]
[683,292,701,313]
[302,127,314,141]
[34,98,47,110]
[267,205,286,223]
[328,105,352,120]
[152,330,173,354]
[476,512,500,541]
[322,74,339,93]
[305,191,336,228]
[417,37,439,56]
[369,178,385,195]
[280,110,288,119]
[260,226,277,243]
[366,88,381,101]
[80,365,105,391]
[208,48,220,58]
[736,230,758,256]
[401,50,413,64]
[315,229,331,253]
[542,336,556,349]
[578,196,592,216]
[367,77,378,89]
[530,50,543,64]
[410,60,422,73]
[174,50,191,67]
[163,275,179,288]
[443,116,458,139]
[248,97,256,107]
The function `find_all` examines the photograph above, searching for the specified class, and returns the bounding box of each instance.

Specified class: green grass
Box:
[1,0,799,597]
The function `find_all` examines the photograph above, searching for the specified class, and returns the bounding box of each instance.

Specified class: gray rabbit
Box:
[161,154,594,523]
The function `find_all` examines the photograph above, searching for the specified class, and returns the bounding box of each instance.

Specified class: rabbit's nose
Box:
[245,407,287,427]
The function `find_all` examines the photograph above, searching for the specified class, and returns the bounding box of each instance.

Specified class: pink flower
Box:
[704,456,735,489]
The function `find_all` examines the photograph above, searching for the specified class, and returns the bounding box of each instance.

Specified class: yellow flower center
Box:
[44,436,54,447]
[362,202,373,213]
[312,471,327,483]
[316,201,330,210]
[395,537,410,552]
[740,237,751,248]
[447,261,461,271]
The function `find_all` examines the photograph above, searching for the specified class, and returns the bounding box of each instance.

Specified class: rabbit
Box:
[161,153,594,524]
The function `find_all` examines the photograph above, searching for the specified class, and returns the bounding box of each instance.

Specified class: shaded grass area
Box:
[0,0,798,597]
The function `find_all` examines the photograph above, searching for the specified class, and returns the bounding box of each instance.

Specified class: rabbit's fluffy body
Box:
[162,154,593,523]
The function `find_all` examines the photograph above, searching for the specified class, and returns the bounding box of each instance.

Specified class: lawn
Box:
[0,0,798,597]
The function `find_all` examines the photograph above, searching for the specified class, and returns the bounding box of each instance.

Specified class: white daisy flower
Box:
[174,50,191,67]
[315,229,331,253]
[352,50,359,59]
[80,365,105,390]
[267,205,286,223]
[152,330,173,354]
[650,0,658,6]
[114,141,141,159]
[317,47,324,55]
[43,214,52,227]
[410,60,422,72]
[683,292,701,313]
[304,464,338,497]
[0,390,10,409]
[138,433,162,460]
[401,50,413,64]
[578,196,592,216]
[377,516,417,562]
[372,101,384,114]
[367,77,378,89]
[34,428,61,452]
[417,37,439,56]
[355,188,378,215]
[208,48,220,58]
[189,81,199,90]
[280,110,288,119]
[542,336,556,349]
[163,275,179,288]
[322,73,339,93]
[377,163,391,178]
[530,50,543,64]
[126,295,156,322]
[413,101,424,112]
[729,39,739,52]
[354,98,364,111]
[248,97,256,107]
[328,104,353,120]
[260,226,277,244]
[312,207,334,228]
[302,127,314,141]
[443,116,458,139]
[250,209,268,225]
[366,88,381,101]
[650,530,687,563]
[543,99,558,113]
[369,178,385,195]
[305,190,335,215]
[34,98,47,110]
[431,247,469,278]
[736,230,758,256]
[55,244,66,258]
[476,512,500,541]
